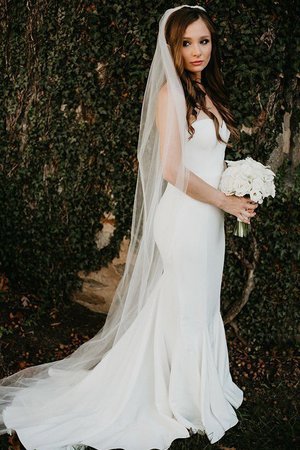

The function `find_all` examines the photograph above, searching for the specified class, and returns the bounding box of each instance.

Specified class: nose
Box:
[191,43,201,57]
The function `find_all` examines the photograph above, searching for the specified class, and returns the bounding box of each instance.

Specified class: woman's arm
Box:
[156,85,257,223]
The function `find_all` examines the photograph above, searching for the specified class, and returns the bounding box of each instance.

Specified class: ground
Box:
[0,290,298,450]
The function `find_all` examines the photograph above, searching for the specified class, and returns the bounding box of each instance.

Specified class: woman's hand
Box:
[219,194,258,224]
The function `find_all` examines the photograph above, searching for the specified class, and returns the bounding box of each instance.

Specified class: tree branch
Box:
[224,235,260,325]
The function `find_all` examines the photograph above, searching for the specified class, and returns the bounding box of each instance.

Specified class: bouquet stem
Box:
[234,219,251,238]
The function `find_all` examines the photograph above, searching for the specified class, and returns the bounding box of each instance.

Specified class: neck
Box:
[192,72,202,83]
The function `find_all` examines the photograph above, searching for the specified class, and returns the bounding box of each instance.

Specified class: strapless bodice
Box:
[183,118,230,189]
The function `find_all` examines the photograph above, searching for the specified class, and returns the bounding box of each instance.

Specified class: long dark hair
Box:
[165,6,239,143]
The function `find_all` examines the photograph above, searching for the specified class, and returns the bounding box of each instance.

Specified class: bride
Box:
[0,4,258,449]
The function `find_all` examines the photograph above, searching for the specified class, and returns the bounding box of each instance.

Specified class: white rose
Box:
[233,177,251,197]
[250,189,263,204]
[219,173,235,194]
[252,178,264,193]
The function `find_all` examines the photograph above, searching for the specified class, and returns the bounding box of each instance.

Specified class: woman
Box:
[0,5,258,449]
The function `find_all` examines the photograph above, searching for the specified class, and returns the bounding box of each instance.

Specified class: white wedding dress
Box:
[2,117,243,450]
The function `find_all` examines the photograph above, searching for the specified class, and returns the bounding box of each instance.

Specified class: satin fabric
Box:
[3,118,243,449]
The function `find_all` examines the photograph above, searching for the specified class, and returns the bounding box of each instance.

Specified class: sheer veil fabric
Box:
[0,4,241,445]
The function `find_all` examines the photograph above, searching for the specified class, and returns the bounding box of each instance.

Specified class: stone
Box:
[72,213,129,314]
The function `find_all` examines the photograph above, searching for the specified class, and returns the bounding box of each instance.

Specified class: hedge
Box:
[0,0,299,346]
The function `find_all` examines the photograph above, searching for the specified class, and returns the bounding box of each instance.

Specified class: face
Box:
[181,18,212,80]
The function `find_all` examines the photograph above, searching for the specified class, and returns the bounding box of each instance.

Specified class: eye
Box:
[183,39,210,47]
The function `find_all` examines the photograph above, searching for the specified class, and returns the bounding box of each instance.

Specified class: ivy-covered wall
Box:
[0,0,299,346]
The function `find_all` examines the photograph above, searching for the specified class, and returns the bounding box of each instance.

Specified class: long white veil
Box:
[0,4,207,434]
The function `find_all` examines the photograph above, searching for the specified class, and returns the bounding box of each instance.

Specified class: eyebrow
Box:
[182,35,210,40]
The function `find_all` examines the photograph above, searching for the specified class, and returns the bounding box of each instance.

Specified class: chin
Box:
[187,67,204,77]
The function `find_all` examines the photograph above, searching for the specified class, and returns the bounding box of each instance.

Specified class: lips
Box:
[190,61,204,65]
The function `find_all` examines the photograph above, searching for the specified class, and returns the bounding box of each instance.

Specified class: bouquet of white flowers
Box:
[219,157,276,237]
